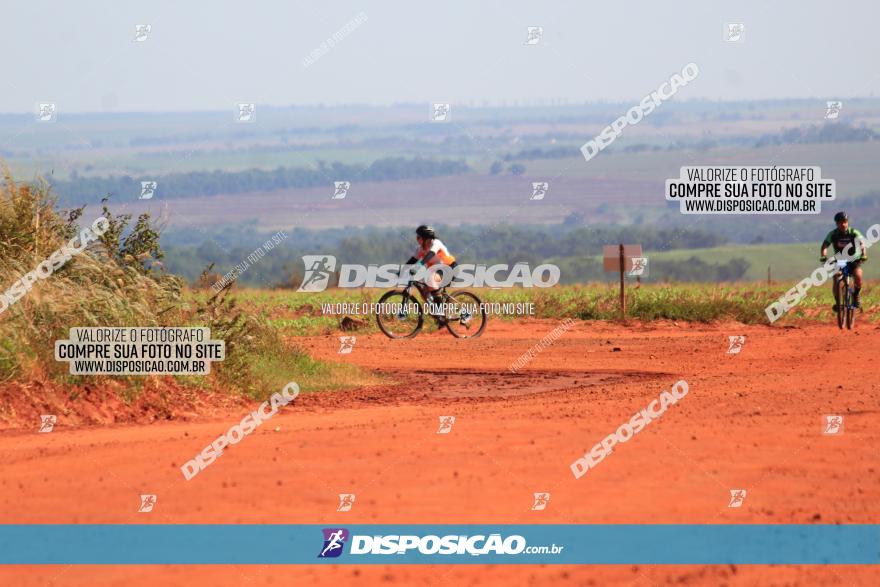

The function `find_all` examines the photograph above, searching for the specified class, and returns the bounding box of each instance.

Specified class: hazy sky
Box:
[2,0,877,113]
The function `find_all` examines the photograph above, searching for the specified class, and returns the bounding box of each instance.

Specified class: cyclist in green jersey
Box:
[820,211,868,309]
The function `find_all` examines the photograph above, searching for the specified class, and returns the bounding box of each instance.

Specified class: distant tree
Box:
[489,161,503,175]
[562,212,585,227]
[504,146,574,161]
[754,122,879,148]
[716,258,750,281]
[508,163,526,176]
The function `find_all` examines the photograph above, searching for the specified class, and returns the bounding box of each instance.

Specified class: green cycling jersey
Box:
[822,227,865,260]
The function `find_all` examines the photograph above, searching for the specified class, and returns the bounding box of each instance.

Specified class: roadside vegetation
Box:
[232,281,880,338]
[3,167,873,407]
[0,170,372,400]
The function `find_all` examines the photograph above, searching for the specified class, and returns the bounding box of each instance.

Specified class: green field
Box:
[524,141,880,197]
[645,242,877,282]
[223,281,880,338]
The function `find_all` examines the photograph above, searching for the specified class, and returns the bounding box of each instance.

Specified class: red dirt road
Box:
[2,319,879,585]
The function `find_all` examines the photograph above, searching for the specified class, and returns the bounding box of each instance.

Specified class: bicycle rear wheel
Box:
[444,291,487,339]
[376,290,423,339]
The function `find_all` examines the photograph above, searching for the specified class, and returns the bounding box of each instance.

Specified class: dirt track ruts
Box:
[2,319,879,586]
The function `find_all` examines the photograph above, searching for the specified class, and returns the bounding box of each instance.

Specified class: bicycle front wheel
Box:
[444,291,488,339]
[376,290,423,339]
[836,278,845,329]
[846,281,856,330]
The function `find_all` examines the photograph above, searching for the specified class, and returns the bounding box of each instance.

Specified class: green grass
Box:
[523,142,880,196]
[646,243,880,282]
[555,242,878,283]
[0,170,378,401]
[227,280,880,337]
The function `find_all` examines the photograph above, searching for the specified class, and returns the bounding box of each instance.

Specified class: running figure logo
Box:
[337,494,355,512]
[140,181,157,200]
[39,415,57,433]
[725,23,745,42]
[332,181,350,200]
[823,415,844,435]
[431,103,450,122]
[437,416,456,434]
[728,489,746,508]
[524,26,543,45]
[338,336,356,354]
[825,101,843,120]
[629,257,648,277]
[530,182,549,200]
[138,494,157,512]
[727,335,746,354]
[37,103,57,122]
[236,103,256,123]
[318,528,350,558]
[133,24,152,42]
[531,492,550,510]
[298,255,337,292]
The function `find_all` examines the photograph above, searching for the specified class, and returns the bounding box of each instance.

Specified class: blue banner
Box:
[0,524,877,564]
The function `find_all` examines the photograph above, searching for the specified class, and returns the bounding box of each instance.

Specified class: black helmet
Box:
[416,225,436,239]
[834,211,848,223]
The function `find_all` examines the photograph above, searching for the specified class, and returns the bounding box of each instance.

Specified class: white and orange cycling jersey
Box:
[415,238,456,267]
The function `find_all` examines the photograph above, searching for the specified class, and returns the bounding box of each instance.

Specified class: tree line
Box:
[51,157,472,205]
[159,223,745,287]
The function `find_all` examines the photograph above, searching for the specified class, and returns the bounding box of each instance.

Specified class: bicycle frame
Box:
[834,262,855,309]
[834,260,857,330]
[404,279,445,303]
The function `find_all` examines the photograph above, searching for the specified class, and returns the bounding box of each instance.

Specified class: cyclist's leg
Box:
[414,282,430,303]
[422,271,443,302]
[853,262,863,307]
[413,280,442,318]
[832,273,841,310]
[425,279,451,321]
[416,265,454,319]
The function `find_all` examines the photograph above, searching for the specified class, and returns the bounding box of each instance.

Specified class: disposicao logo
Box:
[298,256,560,291]
[316,530,563,558]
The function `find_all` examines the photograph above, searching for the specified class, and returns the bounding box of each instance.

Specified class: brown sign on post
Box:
[603,244,643,320]
[602,244,643,272]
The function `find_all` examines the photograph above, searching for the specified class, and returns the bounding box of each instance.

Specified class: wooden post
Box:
[618,243,626,320]
[767,266,771,285]
[34,207,40,263]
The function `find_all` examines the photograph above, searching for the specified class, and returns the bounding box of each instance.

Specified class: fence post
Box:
[619,243,626,319]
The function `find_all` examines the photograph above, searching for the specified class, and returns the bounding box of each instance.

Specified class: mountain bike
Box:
[376,280,487,339]
[833,259,857,330]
